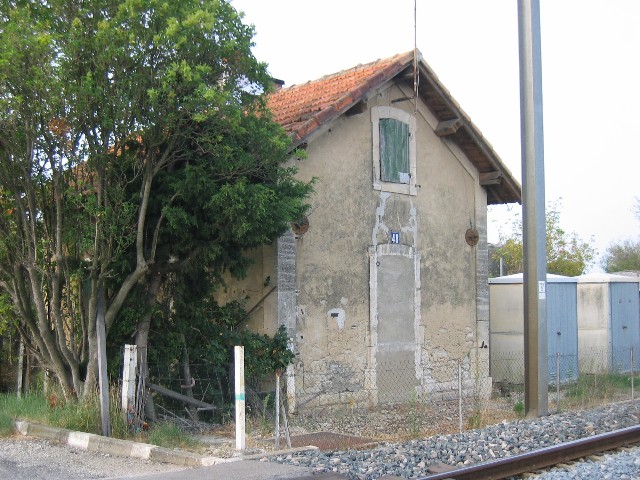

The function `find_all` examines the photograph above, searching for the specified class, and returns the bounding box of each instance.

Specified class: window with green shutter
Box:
[371,105,416,195]
[379,118,410,184]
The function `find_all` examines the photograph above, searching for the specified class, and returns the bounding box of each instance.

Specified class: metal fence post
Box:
[556,352,560,413]
[458,359,463,433]
[234,346,246,451]
[275,371,281,449]
[631,346,635,401]
[16,337,24,399]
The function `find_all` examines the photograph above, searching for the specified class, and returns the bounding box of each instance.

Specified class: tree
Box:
[601,198,640,272]
[0,0,311,399]
[492,200,596,277]
[602,239,640,273]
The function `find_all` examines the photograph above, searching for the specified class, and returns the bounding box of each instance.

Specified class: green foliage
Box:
[407,392,421,438]
[492,199,596,276]
[601,197,640,272]
[47,392,102,434]
[145,422,204,452]
[0,0,312,398]
[602,239,640,273]
[0,391,198,448]
[0,292,16,337]
[146,293,294,381]
[0,394,19,436]
[565,373,639,401]
[0,393,49,427]
[513,401,525,417]
[0,411,12,436]
[258,393,273,437]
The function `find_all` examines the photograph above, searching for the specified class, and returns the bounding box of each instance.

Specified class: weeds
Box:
[408,392,421,438]
[0,389,205,452]
[144,422,205,452]
[563,372,640,408]
[513,401,525,417]
[260,393,272,437]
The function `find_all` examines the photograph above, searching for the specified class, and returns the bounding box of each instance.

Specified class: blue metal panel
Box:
[546,282,579,382]
[610,282,640,372]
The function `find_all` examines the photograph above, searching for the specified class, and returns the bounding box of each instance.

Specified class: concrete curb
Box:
[241,445,320,461]
[13,419,232,467]
[13,419,319,468]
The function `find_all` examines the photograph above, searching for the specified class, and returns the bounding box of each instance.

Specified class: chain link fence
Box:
[129,345,640,450]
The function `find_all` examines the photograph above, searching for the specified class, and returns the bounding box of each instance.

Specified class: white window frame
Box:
[372,106,417,195]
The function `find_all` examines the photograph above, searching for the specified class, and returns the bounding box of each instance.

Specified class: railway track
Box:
[419,424,640,480]
[289,424,640,480]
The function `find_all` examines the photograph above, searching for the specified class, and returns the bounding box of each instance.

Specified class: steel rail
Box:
[420,424,640,480]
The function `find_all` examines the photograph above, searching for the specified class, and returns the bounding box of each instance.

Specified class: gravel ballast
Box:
[265,401,640,479]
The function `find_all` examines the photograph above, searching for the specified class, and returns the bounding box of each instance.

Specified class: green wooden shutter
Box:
[379,118,409,183]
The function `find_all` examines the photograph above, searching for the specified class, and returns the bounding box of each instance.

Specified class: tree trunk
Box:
[135,270,164,422]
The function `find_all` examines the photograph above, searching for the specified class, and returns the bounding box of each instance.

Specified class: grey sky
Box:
[232,0,640,270]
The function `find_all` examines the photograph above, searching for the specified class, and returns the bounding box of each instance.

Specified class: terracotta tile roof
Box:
[267,50,521,205]
[267,51,414,145]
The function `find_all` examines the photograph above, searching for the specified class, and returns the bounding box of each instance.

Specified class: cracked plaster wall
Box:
[221,83,491,406]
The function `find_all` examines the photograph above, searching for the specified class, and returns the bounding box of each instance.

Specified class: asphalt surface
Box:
[9,419,326,480]
[103,461,322,480]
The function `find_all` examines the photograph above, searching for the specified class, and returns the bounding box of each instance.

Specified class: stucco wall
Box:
[291,84,486,405]
[221,82,491,407]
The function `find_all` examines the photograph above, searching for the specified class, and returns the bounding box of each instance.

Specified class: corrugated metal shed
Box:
[577,273,640,373]
[489,273,579,384]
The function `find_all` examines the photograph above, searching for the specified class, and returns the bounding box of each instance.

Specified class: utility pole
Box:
[518,0,548,417]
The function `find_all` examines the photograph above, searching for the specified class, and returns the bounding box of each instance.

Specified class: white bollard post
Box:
[16,338,24,399]
[458,360,463,433]
[556,352,560,413]
[631,346,635,401]
[234,346,246,451]
[275,372,281,449]
[122,345,138,423]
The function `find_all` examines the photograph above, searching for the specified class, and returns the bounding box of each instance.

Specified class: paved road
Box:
[104,461,327,480]
[2,420,349,480]
[0,436,324,480]
[0,436,183,480]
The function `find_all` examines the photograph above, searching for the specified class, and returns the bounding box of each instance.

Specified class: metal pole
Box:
[275,372,280,449]
[631,347,635,401]
[16,337,24,399]
[556,352,560,413]
[458,360,463,433]
[234,346,246,451]
[518,0,548,418]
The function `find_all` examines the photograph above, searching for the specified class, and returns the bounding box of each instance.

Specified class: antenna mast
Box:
[413,0,419,113]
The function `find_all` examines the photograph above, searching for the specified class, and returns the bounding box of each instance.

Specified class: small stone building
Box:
[577,273,640,373]
[217,50,521,409]
[489,273,579,384]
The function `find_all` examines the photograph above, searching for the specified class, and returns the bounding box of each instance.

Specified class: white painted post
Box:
[286,363,296,414]
[122,345,138,422]
[631,347,635,401]
[275,372,281,449]
[16,337,24,399]
[234,346,246,451]
[556,352,560,413]
[458,360,463,433]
